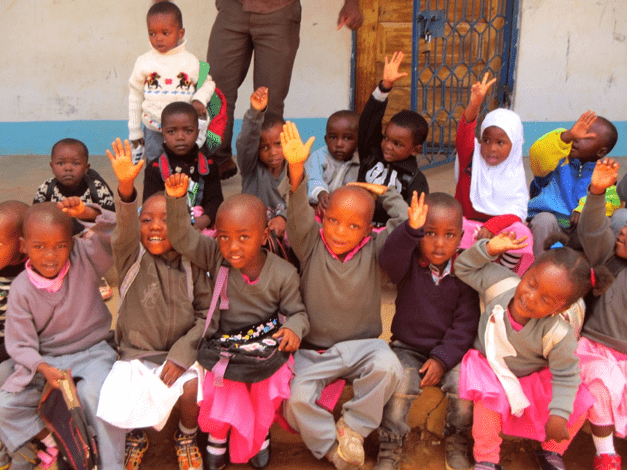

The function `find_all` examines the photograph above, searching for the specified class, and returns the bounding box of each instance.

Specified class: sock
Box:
[178,422,198,436]
[207,435,227,456]
[592,434,615,455]
[41,433,56,449]
[499,252,522,270]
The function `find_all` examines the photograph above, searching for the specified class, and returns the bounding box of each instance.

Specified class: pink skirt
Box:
[459,349,594,441]
[198,357,294,463]
[577,336,627,437]
[461,218,534,274]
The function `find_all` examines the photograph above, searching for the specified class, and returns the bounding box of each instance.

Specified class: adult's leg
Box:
[528,212,561,256]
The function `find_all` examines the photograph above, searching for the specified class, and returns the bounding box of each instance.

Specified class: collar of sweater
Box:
[150,38,187,56]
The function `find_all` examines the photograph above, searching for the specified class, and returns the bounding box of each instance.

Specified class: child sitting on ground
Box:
[357,51,429,226]
[0,200,125,469]
[279,122,407,470]
[143,102,223,234]
[527,110,621,255]
[454,232,613,470]
[375,192,480,470]
[95,139,215,470]
[576,158,627,470]
[165,173,309,470]
[305,110,360,215]
[237,87,289,238]
[129,1,215,163]
[454,73,533,274]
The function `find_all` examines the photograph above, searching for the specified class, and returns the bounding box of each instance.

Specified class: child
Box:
[237,87,289,238]
[95,139,215,470]
[279,122,406,470]
[376,192,480,470]
[0,200,125,469]
[143,102,223,233]
[454,73,533,274]
[129,1,215,164]
[527,110,620,255]
[305,110,360,214]
[454,233,612,470]
[576,158,627,470]
[357,51,429,226]
[165,173,309,470]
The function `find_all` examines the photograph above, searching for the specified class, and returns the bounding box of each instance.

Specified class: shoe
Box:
[336,418,365,466]
[99,278,113,301]
[125,430,149,470]
[218,158,238,180]
[174,430,203,470]
[373,441,402,470]
[248,432,271,469]
[327,443,359,470]
[594,453,622,470]
[204,436,228,470]
[473,462,503,470]
[535,450,565,470]
[445,434,472,470]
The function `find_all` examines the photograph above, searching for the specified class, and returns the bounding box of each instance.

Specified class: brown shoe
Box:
[218,158,238,180]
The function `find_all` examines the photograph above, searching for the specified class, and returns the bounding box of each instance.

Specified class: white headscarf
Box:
[469,109,528,220]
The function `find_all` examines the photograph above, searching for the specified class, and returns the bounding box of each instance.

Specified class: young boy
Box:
[0,200,125,469]
[129,1,215,163]
[164,173,309,469]
[279,122,407,470]
[305,110,360,214]
[376,192,480,470]
[143,102,223,232]
[527,110,620,255]
[237,87,288,238]
[357,51,429,226]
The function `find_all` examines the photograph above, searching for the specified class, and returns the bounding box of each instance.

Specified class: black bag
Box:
[37,371,99,470]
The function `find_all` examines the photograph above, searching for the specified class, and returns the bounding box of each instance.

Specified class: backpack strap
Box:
[158,154,172,182]
[201,265,230,338]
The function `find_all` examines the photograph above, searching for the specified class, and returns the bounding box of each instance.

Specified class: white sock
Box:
[592,434,615,455]
[208,435,227,445]
[178,422,198,436]
[41,433,56,449]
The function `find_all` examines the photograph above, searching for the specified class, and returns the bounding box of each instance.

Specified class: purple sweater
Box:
[379,220,480,371]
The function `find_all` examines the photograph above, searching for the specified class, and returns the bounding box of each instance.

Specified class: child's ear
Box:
[261,226,271,245]
[178,28,185,41]
[411,143,423,156]
[366,223,374,236]
[19,237,26,254]
[597,146,609,158]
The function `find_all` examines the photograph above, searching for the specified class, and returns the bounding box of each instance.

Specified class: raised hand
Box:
[165,173,189,199]
[281,121,315,165]
[347,181,388,197]
[562,110,597,144]
[486,232,528,257]
[465,72,497,122]
[57,196,85,218]
[106,138,144,186]
[382,51,408,88]
[590,158,619,195]
[250,87,269,112]
[408,191,428,230]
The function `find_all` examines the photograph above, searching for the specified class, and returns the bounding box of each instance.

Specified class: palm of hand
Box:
[283,139,309,164]
[591,166,617,190]
[164,176,188,198]
[113,157,142,184]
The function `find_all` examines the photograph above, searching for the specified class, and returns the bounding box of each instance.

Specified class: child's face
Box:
[480,126,512,166]
[140,196,173,256]
[147,13,184,54]
[419,206,462,272]
[510,263,572,321]
[162,113,199,156]
[322,191,373,260]
[569,121,609,163]
[0,219,23,270]
[50,144,90,191]
[381,123,420,163]
[325,117,358,162]
[258,124,285,173]
[615,226,627,259]
[21,222,73,279]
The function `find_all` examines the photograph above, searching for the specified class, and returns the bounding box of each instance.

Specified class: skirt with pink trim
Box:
[198,356,294,463]
[577,336,627,437]
[461,218,534,274]
[459,349,594,441]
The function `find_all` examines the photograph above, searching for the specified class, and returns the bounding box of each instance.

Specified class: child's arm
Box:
[305,147,329,205]
[272,265,310,352]
[128,59,146,146]
[191,71,215,119]
[577,158,620,266]
[236,87,268,179]
[371,186,410,256]
[165,174,221,272]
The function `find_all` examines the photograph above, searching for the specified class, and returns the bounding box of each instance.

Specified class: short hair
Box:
[0,200,29,238]
[23,202,73,240]
[389,110,429,146]
[216,194,267,230]
[327,110,360,128]
[51,138,89,162]
[596,116,618,153]
[161,102,197,127]
[147,1,183,28]
[261,113,286,132]
[424,192,462,227]
[329,185,375,223]
[141,191,166,214]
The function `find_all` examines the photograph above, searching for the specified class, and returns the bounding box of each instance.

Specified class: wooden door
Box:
[355,0,518,168]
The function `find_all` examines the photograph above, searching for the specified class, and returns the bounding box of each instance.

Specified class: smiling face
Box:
[21,220,73,279]
[419,206,462,272]
[480,126,512,167]
[50,143,90,191]
[325,116,358,162]
[147,12,184,54]
[258,123,285,175]
[140,195,173,256]
[381,123,421,163]
[162,112,199,156]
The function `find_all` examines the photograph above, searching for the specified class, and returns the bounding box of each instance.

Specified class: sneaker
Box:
[204,436,228,470]
[174,430,203,470]
[218,158,238,180]
[594,453,622,470]
[535,450,565,470]
[373,441,402,470]
[125,430,149,470]
[336,418,364,467]
[445,434,472,470]
[99,278,113,301]
[248,432,271,469]
[473,463,503,470]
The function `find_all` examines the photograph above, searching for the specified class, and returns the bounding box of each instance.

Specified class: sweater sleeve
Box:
[111,192,142,282]
[373,188,410,256]
[236,106,265,179]
[33,180,52,204]
[192,73,215,107]
[358,87,389,170]
[482,214,522,234]
[283,175,320,265]
[200,159,224,225]
[529,129,570,178]
[577,189,616,266]
[379,220,422,284]
[128,57,146,141]
[547,327,580,420]
[79,208,116,278]
[305,147,329,204]
[277,263,310,340]
[455,115,476,170]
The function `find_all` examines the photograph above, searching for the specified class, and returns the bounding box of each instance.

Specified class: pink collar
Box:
[507,309,524,332]
[25,260,70,293]
[319,228,371,263]
[241,273,259,285]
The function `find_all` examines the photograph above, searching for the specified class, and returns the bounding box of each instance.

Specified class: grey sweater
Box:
[454,240,581,420]
[578,189,627,354]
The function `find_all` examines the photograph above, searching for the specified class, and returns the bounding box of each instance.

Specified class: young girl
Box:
[577,158,627,470]
[454,233,612,470]
[164,173,309,470]
[454,73,533,273]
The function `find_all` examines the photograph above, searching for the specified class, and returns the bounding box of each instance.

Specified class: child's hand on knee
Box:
[273,327,300,352]
[165,174,189,199]
[544,415,569,443]
[160,360,185,387]
[486,232,528,257]
[57,197,86,218]
[408,191,428,230]
[281,122,315,165]
[419,358,444,387]
[250,87,269,112]
[590,157,619,195]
